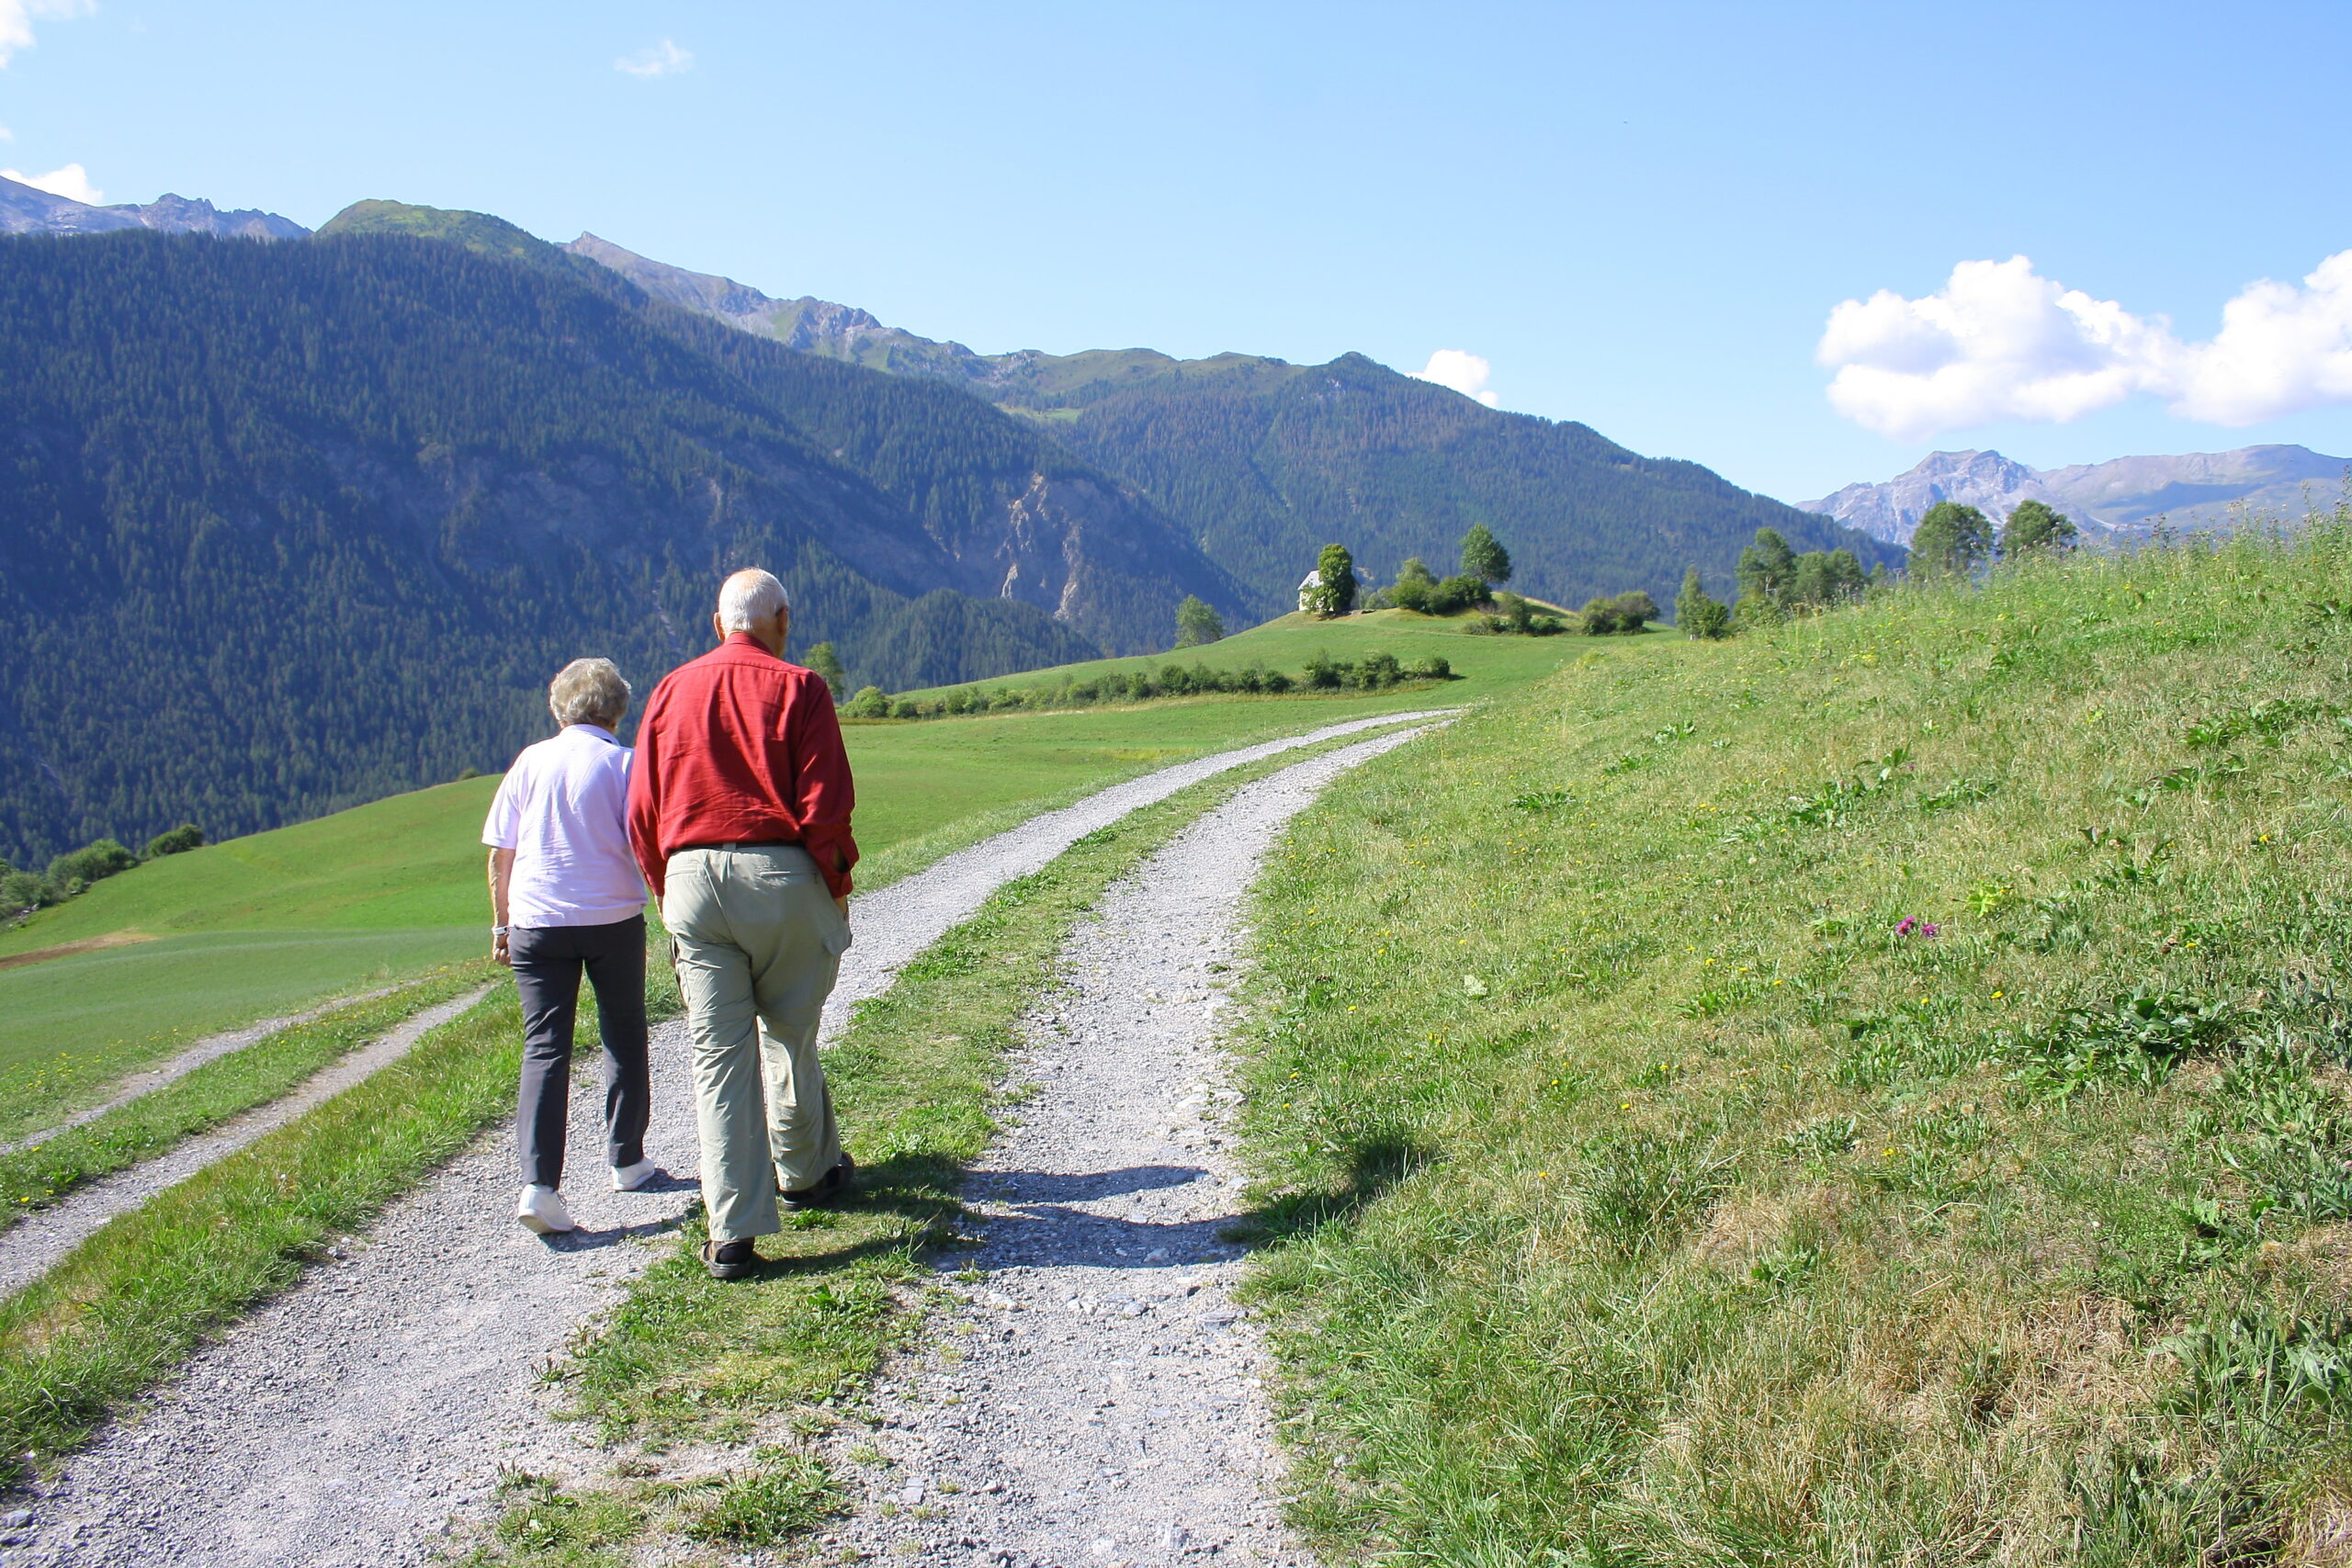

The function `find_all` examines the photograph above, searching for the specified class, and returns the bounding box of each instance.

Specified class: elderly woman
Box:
[483,657,657,1235]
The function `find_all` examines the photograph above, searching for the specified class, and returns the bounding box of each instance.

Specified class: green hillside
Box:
[895,605,1585,704]
[0,221,1256,867]
[1239,516,2352,1560]
[0,672,1485,1137]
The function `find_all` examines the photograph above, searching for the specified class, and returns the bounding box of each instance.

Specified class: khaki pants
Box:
[662,845,850,1241]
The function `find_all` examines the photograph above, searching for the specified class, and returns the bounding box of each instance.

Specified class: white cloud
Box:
[2,161,99,202]
[1818,252,2352,440]
[615,38,692,77]
[0,0,93,70]
[1409,349,1501,408]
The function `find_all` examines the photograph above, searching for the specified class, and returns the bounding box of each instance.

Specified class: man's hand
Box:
[834,895,851,922]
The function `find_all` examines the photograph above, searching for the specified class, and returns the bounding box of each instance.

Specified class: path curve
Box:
[21,711,1446,1566]
[0,988,492,1300]
[815,728,1430,1567]
[823,710,1455,1039]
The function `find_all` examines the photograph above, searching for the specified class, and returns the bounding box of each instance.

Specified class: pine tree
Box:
[1999,499,2078,557]
[1910,502,1994,577]
[1386,558,1437,614]
[1460,524,1512,585]
[1307,544,1358,617]
[805,641,849,698]
[1675,567,1732,639]
[1173,594,1226,648]
[1736,527,1798,618]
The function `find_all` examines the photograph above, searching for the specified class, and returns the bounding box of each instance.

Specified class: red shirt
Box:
[627,634,859,900]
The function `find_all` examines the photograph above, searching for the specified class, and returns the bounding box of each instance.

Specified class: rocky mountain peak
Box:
[0,175,307,239]
[1802,445,2347,543]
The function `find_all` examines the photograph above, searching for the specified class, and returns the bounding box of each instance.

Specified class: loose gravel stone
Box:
[819,728,1435,1568]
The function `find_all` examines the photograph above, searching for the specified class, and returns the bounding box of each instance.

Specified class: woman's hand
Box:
[492,928,511,966]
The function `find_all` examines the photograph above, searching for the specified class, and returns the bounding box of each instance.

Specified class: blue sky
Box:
[3,0,2346,503]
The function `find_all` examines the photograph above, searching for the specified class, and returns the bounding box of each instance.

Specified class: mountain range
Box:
[0,173,309,241]
[0,181,1893,863]
[560,233,1893,620]
[1802,446,2349,545]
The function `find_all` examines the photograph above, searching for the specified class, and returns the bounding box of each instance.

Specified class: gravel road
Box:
[815,727,1436,1568]
[11,713,1442,1566]
[0,987,491,1300]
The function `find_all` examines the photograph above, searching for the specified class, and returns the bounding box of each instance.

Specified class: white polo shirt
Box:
[481,724,647,929]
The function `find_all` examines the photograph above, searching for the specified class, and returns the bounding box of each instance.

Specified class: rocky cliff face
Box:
[110,194,309,240]
[0,175,307,239]
[1802,446,2349,543]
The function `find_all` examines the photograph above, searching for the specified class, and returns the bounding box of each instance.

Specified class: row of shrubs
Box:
[2,824,205,919]
[842,652,1454,720]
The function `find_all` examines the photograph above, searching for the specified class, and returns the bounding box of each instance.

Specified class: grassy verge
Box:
[1236,517,2352,1563]
[455,725,1431,1566]
[0,965,487,1230]
[0,928,483,1140]
[0,978,524,1478]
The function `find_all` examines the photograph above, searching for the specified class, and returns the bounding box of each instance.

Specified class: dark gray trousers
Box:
[509,914,650,1189]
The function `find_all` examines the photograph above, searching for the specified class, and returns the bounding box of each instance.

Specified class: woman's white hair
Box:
[717,569,790,632]
[548,658,631,728]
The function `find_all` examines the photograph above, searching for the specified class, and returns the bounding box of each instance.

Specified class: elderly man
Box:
[484,657,655,1236]
[628,569,858,1280]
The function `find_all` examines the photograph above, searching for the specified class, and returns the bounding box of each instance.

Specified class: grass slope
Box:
[893,606,1583,703]
[1239,524,2352,1562]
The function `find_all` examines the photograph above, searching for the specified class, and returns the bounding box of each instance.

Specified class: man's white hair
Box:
[717,569,790,632]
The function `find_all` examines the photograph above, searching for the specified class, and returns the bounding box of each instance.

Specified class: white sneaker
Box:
[515,1184,575,1235]
[610,1158,660,1192]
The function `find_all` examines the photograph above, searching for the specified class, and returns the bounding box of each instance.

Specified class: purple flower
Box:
[1894,917,1940,939]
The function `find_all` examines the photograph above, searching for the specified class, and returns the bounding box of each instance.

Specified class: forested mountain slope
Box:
[0,231,1156,862]
[324,203,1248,649]
[567,234,1898,615]
[1005,351,1901,616]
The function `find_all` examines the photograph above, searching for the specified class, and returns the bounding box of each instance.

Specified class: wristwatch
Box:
[492,925,509,936]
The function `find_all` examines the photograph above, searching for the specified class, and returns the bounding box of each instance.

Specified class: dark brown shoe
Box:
[702,1237,758,1280]
[781,1153,856,1212]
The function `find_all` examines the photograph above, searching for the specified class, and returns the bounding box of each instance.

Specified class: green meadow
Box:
[0,618,1569,1135]
[1238,515,2352,1562]
[894,604,1581,704]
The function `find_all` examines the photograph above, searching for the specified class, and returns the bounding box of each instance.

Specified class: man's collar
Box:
[723,632,780,658]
